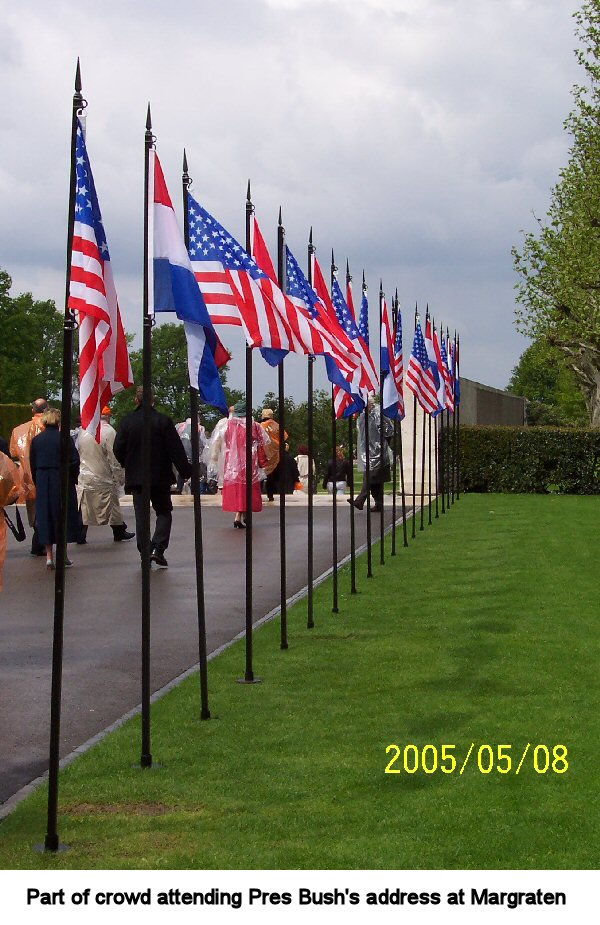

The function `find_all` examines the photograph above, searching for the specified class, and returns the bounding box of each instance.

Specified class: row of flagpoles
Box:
[42,64,461,852]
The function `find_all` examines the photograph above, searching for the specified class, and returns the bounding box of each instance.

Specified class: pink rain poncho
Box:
[219,417,268,513]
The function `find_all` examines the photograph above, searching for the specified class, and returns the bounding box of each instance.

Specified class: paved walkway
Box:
[0,496,410,806]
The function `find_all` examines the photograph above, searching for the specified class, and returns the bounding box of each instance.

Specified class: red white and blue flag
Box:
[152,152,227,412]
[423,316,444,416]
[69,118,132,441]
[406,317,439,414]
[187,195,303,364]
[381,298,405,420]
[284,245,362,396]
[438,330,454,412]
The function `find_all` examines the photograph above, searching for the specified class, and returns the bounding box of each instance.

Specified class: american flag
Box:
[332,275,378,395]
[312,256,364,417]
[187,193,300,356]
[68,118,132,441]
[439,331,454,412]
[381,298,405,419]
[406,318,439,414]
[357,288,370,345]
[285,245,362,389]
[392,309,405,417]
[449,334,461,405]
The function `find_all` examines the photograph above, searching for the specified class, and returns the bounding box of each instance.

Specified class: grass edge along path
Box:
[0,494,597,869]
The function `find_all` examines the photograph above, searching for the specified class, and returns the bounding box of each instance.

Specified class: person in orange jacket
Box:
[9,398,48,555]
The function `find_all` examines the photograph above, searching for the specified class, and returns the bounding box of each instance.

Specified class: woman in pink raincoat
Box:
[209,401,269,528]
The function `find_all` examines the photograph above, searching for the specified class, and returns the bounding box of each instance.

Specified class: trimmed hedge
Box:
[456,425,600,494]
[0,404,31,442]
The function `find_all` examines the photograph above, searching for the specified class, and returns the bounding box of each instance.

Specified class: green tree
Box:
[508,339,588,425]
[0,269,63,403]
[110,322,241,429]
[513,1,600,424]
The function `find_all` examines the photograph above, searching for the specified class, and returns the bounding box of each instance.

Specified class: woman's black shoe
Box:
[233,520,246,529]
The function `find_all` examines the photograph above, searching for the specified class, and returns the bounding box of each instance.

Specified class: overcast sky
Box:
[0,0,582,401]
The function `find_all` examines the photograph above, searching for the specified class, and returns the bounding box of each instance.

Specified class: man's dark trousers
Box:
[132,486,173,555]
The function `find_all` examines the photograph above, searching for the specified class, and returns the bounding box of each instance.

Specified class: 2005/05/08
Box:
[385,743,569,775]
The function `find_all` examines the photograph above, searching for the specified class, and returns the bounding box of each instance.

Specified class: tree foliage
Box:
[512,1,600,424]
[109,322,242,429]
[0,269,63,403]
[508,339,588,425]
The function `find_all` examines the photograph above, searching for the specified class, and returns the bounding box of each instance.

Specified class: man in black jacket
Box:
[114,388,192,568]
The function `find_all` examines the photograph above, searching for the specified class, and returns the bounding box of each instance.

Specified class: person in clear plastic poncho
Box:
[76,406,134,542]
[350,397,393,512]
[209,401,268,528]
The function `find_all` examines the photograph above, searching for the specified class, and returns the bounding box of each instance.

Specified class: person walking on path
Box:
[323,445,353,496]
[30,408,80,570]
[276,443,301,495]
[77,406,134,544]
[113,387,192,568]
[260,408,287,502]
[294,443,315,494]
[210,401,268,528]
[0,451,21,590]
[349,398,392,512]
[9,398,48,556]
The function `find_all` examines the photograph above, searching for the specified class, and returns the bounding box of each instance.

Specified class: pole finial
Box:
[246,179,252,203]
[278,205,282,226]
[146,103,152,132]
[183,148,188,173]
[75,58,82,93]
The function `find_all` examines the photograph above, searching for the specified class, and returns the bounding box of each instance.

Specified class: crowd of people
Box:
[0,391,393,584]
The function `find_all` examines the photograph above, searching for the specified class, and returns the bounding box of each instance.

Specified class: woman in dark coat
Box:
[30,408,80,570]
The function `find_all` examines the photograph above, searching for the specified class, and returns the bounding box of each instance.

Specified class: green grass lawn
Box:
[0,494,598,869]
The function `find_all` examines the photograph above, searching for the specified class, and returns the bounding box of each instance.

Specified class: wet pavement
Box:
[0,496,408,806]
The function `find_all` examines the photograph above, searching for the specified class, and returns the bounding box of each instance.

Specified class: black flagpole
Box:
[347,261,357,593]
[420,307,429,532]
[307,230,315,628]
[420,404,426,531]
[277,208,288,648]
[391,290,398,556]
[411,304,418,540]
[239,181,259,683]
[42,59,83,853]
[378,280,385,566]
[446,402,451,511]
[455,331,461,501]
[428,316,435,527]
[450,326,457,505]
[330,250,339,613]
[395,293,409,548]
[182,150,210,719]
[364,276,373,579]
[140,104,154,768]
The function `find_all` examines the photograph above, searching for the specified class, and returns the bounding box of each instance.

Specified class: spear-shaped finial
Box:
[414,300,419,323]
[362,269,367,292]
[308,226,315,254]
[183,148,188,174]
[331,248,337,273]
[346,258,351,282]
[146,103,152,132]
[246,179,252,203]
[278,205,283,226]
[380,278,384,295]
[75,58,82,93]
